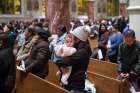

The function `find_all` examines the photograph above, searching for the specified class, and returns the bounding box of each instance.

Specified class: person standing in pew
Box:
[117,29,140,92]
[107,24,123,63]
[56,25,92,93]
[0,32,16,93]
[49,25,67,62]
[23,29,51,79]
[54,34,77,85]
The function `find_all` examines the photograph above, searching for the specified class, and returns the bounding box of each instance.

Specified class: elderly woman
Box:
[24,29,51,79]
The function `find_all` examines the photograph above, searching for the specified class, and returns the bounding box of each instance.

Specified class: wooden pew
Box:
[88,38,98,50]
[45,60,60,86]
[16,69,69,93]
[88,59,118,78]
[87,59,130,93]
[87,71,121,93]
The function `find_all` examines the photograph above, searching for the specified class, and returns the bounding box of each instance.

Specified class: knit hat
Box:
[37,29,50,41]
[70,25,91,42]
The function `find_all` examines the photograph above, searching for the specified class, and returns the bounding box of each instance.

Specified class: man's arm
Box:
[117,45,123,73]
[130,47,140,78]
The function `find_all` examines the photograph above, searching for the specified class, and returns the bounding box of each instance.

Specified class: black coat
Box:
[56,41,92,91]
[0,48,16,93]
[118,41,140,89]
[25,40,50,78]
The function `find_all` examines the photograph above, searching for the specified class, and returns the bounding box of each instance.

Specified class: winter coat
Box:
[118,41,140,89]
[0,48,16,93]
[56,41,92,91]
[25,40,50,78]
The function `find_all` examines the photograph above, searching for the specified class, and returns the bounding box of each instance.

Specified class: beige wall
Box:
[128,0,140,40]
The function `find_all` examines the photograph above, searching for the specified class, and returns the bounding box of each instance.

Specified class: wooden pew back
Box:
[16,69,69,93]
[45,60,60,85]
[87,59,130,93]
[87,71,121,93]
[88,59,118,78]
[88,38,98,50]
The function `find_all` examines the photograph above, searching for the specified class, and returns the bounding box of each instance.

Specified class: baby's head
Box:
[65,34,73,47]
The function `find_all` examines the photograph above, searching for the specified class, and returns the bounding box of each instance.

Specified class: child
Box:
[54,34,76,85]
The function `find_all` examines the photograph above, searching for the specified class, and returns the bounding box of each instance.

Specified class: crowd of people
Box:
[0,16,139,93]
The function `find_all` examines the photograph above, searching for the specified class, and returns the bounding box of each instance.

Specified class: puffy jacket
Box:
[56,41,91,91]
[25,40,50,78]
[0,48,16,93]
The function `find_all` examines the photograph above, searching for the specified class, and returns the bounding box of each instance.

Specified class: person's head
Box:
[70,25,91,45]
[0,32,8,49]
[32,19,38,26]
[3,24,14,32]
[112,24,119,32]
[36,29,50,42]
[99,24,107,32]
[36,22,43,28]
[65,34,73,47]
[123,29,136,46]
[57,25,67,37]
[25,26,35,39]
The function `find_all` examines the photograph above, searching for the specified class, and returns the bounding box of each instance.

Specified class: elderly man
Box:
[118,29,140,92]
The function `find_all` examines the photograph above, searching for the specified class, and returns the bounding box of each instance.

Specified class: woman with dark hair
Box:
[0,32,16,93]
[98,24,109,60]
[98,24,108,39]
[3,24,16,48]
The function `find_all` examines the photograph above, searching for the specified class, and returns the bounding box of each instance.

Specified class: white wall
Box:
[130,0,140,6]
[128,0,140,40]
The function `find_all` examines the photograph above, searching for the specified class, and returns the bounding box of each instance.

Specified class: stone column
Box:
[119,0,128,17]
[46,0,70,33]
[127,0,140,40]
[70,0,78,19]
[87,0,95,21]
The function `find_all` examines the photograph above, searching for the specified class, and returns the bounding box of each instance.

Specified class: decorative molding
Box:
[127,6,140,11]
[119,0,128,4]
[87,0,95,2]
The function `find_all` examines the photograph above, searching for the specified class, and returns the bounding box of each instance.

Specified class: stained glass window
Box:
[0,0,21,15]
[78,0,87,15]
[42,0,46,16]
[107,0,119,16]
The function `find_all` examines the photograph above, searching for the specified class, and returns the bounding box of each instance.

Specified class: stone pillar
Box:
[127,0,140,40]
[46,0,70,33]
[70,0,78,19]
[87,0,95,21]
[119,0,128,17]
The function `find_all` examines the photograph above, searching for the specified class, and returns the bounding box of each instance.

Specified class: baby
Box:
[54,34,76,85]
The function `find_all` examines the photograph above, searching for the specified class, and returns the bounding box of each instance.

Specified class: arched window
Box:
[42,0,46,16]
[0,0,21,15]
[107,0,119,16]
[78,0,87,15]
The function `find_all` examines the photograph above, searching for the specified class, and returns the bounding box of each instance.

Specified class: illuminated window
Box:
[78,0,87,15]
[107,0,119,16]
[0,0,21,15]
[42,0,46,16]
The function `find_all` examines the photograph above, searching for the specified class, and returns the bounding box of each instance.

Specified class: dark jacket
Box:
[56,41,92,91]
[0,48,16,93]
[25,40,50,78]
[118,41,140,89]
[98,32,109,60]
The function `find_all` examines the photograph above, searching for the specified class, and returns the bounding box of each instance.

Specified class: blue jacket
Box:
[108,32,123,57]
[49,33,67,62]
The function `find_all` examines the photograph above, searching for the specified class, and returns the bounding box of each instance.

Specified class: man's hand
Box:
[120,73,129,78]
